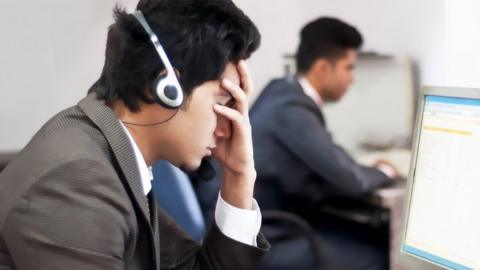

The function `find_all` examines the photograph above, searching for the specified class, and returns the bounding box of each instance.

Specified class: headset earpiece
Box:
[152,72,182,109]
[132,10,184,109]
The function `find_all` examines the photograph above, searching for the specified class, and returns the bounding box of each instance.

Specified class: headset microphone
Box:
[189,158,216,181]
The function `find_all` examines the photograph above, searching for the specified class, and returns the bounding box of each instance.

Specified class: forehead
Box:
[186,62,239,103]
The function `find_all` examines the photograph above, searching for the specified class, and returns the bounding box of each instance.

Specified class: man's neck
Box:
[124,126,155,166]
[301,71,324,97]
[110,100,156,166]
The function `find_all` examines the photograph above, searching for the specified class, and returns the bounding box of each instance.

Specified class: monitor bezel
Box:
[399,86,480,270]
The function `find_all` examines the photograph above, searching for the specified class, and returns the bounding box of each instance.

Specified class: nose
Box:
[214,114,231,139]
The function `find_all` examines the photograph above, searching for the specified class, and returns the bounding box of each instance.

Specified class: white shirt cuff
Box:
[214,193,262,247]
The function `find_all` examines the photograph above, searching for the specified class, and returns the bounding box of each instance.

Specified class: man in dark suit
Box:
[0,1,269,269]
[251,17,398,270]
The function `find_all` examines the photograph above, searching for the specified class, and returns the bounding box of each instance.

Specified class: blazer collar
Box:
[78,92,161,268]
[77,92,152,225]
[285,76,326,126]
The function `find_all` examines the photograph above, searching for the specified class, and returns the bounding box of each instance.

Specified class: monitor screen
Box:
[403,95,480,270]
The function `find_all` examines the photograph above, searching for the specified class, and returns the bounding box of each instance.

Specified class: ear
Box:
[311,58,332,77]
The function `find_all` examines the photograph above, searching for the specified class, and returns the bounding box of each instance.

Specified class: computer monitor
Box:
[400,86,480,270]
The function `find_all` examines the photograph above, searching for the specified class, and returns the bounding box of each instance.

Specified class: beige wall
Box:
[0,0,137,151]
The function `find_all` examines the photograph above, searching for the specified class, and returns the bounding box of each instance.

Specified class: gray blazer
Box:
[250,77,390,210]
[0,92,268,270]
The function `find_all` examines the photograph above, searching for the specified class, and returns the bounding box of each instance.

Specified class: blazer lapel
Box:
[149,193,161,269]
[286,76,327,127]
[78,92,152,225]
[79,92,162,268]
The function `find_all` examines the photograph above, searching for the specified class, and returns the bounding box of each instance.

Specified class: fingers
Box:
[221,79,249,115]
[217,60,253,130]
[213,104,250,133]
[237,60,253,97]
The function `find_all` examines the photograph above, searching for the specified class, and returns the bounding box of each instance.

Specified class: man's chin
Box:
[178,159,202,174]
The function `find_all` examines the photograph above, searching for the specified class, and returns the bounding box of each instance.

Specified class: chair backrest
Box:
[151,160,206,241]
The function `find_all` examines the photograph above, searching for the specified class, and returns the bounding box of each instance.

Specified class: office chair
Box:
[151,160,206,242]
[153,160,322,269]
[192,162,323,270]
[259,210,322,270]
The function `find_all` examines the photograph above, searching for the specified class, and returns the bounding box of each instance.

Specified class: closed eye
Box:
[224,97,235,108]
[217,91,234,107]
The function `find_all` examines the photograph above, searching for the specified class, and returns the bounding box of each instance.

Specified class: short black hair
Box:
[90,0,261,112]
[296,17,362,73]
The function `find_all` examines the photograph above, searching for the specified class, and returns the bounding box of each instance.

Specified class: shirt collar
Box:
[119,121,153,195]
[297,76,323,108]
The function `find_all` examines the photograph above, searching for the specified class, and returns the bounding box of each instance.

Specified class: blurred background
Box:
[1,0,480,158]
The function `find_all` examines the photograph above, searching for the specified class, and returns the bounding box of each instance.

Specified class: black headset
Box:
[132,10,184,109]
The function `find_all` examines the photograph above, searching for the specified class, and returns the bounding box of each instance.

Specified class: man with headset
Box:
[0,0,268,269]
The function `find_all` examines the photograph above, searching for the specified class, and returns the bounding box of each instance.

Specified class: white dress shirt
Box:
[297,76,396,179]
[298,76,323,108]
[119,121,261,246]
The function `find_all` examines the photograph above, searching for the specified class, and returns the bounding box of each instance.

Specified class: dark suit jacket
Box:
[0,92,268,270]
[250,77,391,211]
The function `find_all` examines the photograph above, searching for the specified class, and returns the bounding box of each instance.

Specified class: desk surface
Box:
[355,148,412,178]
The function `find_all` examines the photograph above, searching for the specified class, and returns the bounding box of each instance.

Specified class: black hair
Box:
[90,0,260,112]
[296,17,362,73]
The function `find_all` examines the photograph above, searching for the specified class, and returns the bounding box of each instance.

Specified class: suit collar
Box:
[77,92,153,225]
[297,76,323,107]
[284,76,326,126]
[78,92,161,268]
[119,121,154,195]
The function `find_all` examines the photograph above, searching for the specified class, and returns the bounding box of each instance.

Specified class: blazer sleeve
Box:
[270,102,392,196]
[2,158,132,270]
[156,205,269,270]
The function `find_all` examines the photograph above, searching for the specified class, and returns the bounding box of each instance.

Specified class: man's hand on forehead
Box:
[212,60,256,210]
[218,88,235,108]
